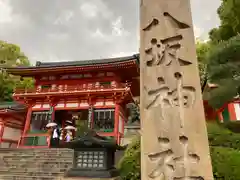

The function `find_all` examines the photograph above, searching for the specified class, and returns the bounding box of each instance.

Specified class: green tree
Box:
[209,0,240,43]
[0,40,33,101]
[0,40,29,66]
[118,137,140,180]
[206,35,240,108]
[0,73,15,101]
[196,40,211,92]
[127,103,140,123]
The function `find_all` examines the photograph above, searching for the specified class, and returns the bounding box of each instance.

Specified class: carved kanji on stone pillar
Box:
[140,0,213,180]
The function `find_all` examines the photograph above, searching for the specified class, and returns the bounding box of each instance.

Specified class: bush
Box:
[118,137,140,180]
[207,122,240,150]
[118,123,240,180]
[223,121,240,133]
[211,147,240,180]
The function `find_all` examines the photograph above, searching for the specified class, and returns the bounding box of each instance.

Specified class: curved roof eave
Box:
[4,54,140,76]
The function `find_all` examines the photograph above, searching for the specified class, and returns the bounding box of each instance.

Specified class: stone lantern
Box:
[64,130,123,178]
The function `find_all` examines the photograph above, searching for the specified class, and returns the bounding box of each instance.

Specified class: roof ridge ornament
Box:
[36,61,41,66]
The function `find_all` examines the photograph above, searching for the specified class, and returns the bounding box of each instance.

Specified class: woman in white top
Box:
[50,125,61,148]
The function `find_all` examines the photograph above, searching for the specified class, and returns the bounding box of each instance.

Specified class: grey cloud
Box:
[0,0,219,64]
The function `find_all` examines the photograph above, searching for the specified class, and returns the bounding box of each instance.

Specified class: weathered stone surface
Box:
[140,0,213,179]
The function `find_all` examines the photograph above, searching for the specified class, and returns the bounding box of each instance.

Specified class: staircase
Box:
[0,148,74,180]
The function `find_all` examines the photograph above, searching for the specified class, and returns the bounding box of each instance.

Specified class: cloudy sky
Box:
[0,0,221,64]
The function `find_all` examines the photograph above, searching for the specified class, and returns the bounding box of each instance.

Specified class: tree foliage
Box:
[209,0,240,43]
[0,73,15,101]
[0,40,33,101]
[0,40,29,66]
[207,35,240,108]
[196,40,211,91]
[127,103,140,123]
[118,137,140,180]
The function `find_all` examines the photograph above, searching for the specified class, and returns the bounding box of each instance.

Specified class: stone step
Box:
[0,168,71,172]
[3,157,73,161]
[3,152,73,156]
[0,148,75,180]
[3,156,73,163]
[4,151,73,154]
[0,171,65,175]
[2,162,72,167]
[0,162,72,169]
[0,165,71,171]
[0,174,63,180]
[2,162,72,168]
[0,148,72,151]
[2,155,73,158]
[0,164,71,170]
[4,156,73,159]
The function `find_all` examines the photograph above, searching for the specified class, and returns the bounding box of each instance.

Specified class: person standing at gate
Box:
[50,124,61,147]
[46,122,59,147]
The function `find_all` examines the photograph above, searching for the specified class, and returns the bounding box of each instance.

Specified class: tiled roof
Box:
[35,54,139,68]
[0,101,26,111]
[3,54,140,76]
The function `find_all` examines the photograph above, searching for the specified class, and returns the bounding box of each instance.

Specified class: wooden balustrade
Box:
[14,83,131,95]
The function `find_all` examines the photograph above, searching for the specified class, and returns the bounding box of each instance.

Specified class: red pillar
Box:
[20,106,32,146]
[114,104,120,144]
[218,112,223,123]
[0,120,5,145]
[48,104,56,147]
[121,114,125,138]
[51,106,55,122]
[228,103,237,121]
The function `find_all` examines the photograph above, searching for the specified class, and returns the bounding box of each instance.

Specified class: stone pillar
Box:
[140,0,213,180]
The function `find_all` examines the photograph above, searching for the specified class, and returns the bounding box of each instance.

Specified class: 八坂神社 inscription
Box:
[140,0,213,180]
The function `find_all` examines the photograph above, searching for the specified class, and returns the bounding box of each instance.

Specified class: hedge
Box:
[207,122,240,150]
[211,147,240,180]
[118,123,240,179]
[222,121,240,133]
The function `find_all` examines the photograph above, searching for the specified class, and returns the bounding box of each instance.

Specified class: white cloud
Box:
[80,0,112,19]
[47,33,69,40]
[54,10,74,25]
[91,28,106,38]
[193,25,203,38]
[80,3,98,18]
[46,54,61,62]
[110,51,136,58]
[111,16,130,38]
[91,17,130,42]
[112,16,124,36]
[0,0,12,23]
[0,0,220,63]
[204,15,212,21]
[90,28,113,44]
